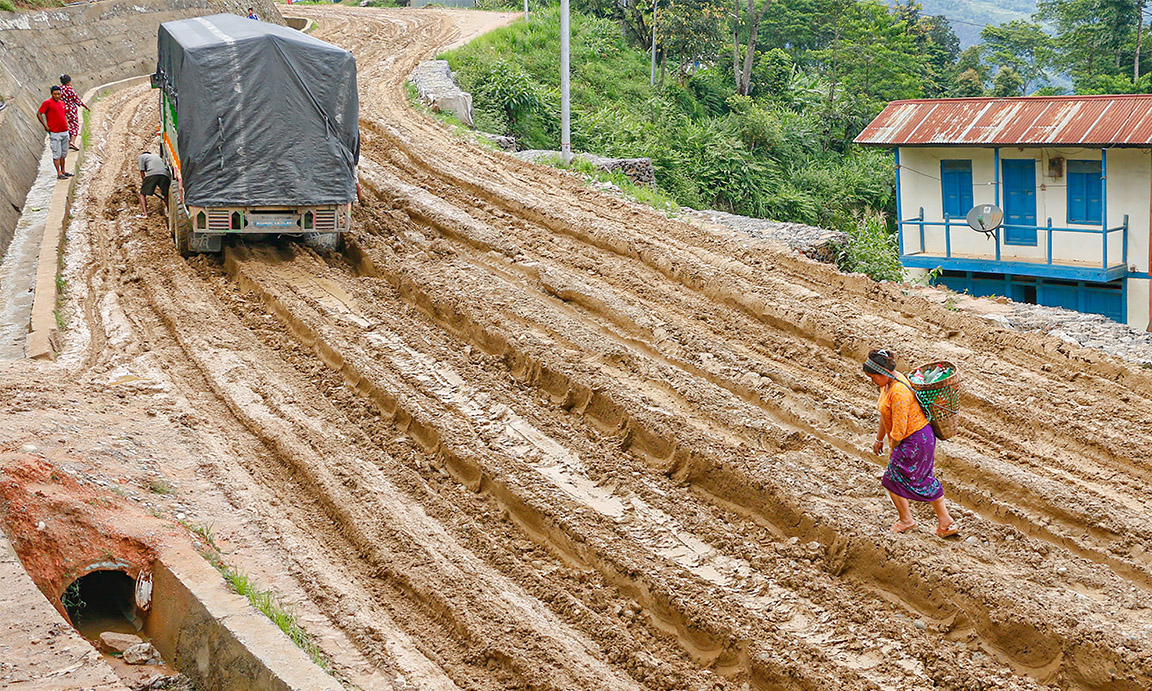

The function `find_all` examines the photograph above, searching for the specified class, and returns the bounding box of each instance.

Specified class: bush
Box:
[836,212,903,282]
[474,59,549,126]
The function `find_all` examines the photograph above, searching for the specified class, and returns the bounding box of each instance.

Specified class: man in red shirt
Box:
[37,86,71,181]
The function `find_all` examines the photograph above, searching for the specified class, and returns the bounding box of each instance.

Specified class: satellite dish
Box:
[966,204,1003,237]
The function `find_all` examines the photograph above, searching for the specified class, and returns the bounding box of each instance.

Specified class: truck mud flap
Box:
[190,232,223,253]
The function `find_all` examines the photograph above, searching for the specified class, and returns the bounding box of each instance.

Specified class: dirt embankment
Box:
[0,0,282,259]
[3,7,1152,691]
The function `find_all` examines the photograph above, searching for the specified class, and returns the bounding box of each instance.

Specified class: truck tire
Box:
[302,232,342,252]
[168,184,193,257]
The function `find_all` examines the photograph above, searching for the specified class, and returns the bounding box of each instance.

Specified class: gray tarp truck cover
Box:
[154,14,359,208]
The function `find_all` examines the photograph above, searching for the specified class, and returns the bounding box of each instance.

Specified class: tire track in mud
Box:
[222,242,1039,691]
[79,85,675,691]
[290,7,1152,688]
[336,203,1150,689]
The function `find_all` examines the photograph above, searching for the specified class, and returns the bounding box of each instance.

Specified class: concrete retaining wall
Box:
[145,546,343,691]
[0,0,284,262]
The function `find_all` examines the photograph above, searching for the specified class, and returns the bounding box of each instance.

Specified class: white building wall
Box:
[1131,279,1150,330]
[1108,149,1151,275]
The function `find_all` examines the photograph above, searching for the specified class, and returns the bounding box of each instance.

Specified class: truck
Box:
[151,14,359,255]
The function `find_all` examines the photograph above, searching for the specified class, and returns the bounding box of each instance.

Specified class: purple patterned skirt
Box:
[882,424,943,502]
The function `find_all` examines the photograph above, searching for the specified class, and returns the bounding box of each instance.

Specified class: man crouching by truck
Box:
[138,151,170,217]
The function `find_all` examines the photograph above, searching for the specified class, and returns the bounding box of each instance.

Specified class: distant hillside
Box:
[917,0,1037,47]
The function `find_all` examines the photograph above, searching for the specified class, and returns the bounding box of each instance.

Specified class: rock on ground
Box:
[99,631,144,655]
[122,641,161,665]
[409,60,473,127]
[478,131,517,151]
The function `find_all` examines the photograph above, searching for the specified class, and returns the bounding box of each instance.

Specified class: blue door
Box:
[1002,159,1037,245]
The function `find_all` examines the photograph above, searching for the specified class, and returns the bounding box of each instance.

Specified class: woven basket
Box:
[908,360,960,440]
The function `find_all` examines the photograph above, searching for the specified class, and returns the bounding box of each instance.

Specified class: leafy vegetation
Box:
[1,0,67,10]
[61,579,85,614]
[443,0,1144,281]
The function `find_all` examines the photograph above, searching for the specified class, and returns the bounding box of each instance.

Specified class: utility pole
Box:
[650,0,657,86]
[524,0,529,23]
[561,0,571,164]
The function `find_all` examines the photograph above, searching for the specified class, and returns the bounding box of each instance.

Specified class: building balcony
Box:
[897,211,1129,283]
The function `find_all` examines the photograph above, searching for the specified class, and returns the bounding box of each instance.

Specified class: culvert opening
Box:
[63,569,141,640]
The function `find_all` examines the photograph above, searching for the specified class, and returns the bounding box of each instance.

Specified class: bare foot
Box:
[891,519,916,533]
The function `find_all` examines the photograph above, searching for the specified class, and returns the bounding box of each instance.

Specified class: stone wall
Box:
[686,209,849,264]
[409,59,473,127]
[0,0,283,260]
[515,150,656,187]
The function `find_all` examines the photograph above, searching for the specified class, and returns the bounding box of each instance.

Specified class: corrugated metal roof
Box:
[855,95,1152,147]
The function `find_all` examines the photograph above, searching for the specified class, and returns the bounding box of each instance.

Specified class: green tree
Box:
[953,68,987,96]
[1037,0,1138,88]
[980,20,1053,92]
[991,66,1026,96]
[758,0,836,53]
[955,45,988,81]
[894,1,961,97]
[750,47,794,99]
[811,0,924,146]
[657,2,727,80]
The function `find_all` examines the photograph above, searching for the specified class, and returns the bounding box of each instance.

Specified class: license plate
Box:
[248,215,299,228]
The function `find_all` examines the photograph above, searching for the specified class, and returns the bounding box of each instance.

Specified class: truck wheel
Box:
[302,232,342,252]
[168,184,193,257]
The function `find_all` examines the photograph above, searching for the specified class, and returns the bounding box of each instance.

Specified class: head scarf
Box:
[863,350,895,377]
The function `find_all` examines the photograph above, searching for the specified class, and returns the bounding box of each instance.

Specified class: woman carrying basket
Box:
[863,349,959,538]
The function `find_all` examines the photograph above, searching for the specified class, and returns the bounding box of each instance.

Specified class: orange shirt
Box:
[878,373,929,444]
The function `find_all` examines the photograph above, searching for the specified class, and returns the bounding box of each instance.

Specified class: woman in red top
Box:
[59,75,89,151]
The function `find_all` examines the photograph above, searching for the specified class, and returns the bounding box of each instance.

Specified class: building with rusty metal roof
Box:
[856,95,1152,329]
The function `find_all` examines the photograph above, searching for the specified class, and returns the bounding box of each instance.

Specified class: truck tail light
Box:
[313,209,337,231]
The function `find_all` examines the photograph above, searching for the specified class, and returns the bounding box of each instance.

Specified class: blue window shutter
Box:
[1067,160,1101,224]
[941,160,973,218]
[1068,171,1084,222]
[1086,174,1102,224]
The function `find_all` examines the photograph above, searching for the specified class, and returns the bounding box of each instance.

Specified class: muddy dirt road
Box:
[4,6,1152,690]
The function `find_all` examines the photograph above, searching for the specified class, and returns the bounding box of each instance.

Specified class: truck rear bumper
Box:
[188,206,351,234]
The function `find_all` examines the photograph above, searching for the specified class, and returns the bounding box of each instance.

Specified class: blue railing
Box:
[898,207,1127,271]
